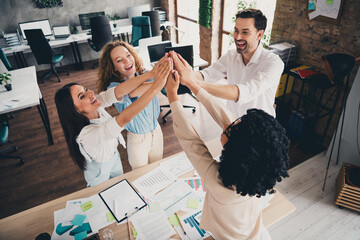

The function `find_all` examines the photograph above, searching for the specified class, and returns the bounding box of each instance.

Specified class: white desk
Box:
[2,24,134,70]
[0,66,53,145]
[0,139,295,240]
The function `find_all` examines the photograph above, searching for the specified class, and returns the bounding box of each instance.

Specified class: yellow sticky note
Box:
[106,212,115,222]
[81,201,93,212]
[326,0,333,4]
[168,214,180,226]
[187,198,200,209]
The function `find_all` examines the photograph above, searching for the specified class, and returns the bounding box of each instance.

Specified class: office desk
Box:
[0,139,295,239]
[2,25,134,70]
[2,36,77,69]
[0,66,53,145]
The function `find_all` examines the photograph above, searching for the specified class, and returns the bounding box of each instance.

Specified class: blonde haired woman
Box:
[97,41,164,170]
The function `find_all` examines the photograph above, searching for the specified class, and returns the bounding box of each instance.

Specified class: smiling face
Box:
[234,17,263,55]
[70,85,101,119]
[111,46,136,79]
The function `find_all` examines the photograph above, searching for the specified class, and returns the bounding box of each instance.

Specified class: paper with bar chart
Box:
[183,177,207,197]
[132,166,176,198]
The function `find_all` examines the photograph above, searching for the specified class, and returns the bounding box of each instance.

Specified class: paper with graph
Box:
[160,152,194,177]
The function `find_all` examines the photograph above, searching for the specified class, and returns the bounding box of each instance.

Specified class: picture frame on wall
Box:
[308,0,345,24]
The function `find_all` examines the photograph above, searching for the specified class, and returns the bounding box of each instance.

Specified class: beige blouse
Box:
[170,88,271,240]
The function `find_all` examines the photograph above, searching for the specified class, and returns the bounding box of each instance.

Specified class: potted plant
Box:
[106,13,121,28]
[0,72,12,91]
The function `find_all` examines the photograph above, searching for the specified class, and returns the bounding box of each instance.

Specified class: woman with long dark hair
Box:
[54,58,171,187]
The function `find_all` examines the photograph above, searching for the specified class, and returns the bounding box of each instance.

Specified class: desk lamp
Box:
[322,53,355,191]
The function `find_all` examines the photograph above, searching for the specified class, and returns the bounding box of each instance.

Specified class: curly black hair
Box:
[219,109,289,197]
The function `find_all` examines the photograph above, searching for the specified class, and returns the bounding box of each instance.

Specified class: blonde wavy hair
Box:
[97,41,145,92]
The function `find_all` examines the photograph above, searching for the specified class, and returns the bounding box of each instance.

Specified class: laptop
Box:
[53,25,71,39]
[147,41,172,66]
[165,45,194,67]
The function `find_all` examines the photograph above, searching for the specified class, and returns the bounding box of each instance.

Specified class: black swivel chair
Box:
[160,85,196,123]
[87,15,114,68]
[88,15,113,52]
[24,29,69,83]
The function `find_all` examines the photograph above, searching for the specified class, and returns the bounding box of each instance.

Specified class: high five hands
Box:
[153,51,201,102]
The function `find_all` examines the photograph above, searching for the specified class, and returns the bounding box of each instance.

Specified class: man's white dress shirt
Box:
[201,44,284,117]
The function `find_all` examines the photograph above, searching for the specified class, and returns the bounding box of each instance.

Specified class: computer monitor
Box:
[127,4,151,19]
[78,11,105,30]
[147,41,172,63]
[166,45,194,67]
[19,19,52,40]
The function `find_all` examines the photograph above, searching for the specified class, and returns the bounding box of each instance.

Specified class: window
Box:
[175,0,200,56]
[220,0,277,55]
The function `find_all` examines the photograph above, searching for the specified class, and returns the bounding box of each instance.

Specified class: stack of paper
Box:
[3,32,21,46]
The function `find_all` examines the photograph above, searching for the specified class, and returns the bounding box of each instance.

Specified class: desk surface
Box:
[0,139,295,239]
[0,66,40,114]
[2,24,133,56]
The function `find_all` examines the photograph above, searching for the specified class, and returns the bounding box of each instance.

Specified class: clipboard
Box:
[98,179,147,223]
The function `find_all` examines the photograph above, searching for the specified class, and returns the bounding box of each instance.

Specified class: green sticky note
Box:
[55,223,73,235]
[187,198,200,209]
[74,231,87,240]
[81,201,93,212]
[326,0,333,4]
[168,214,180,226]
[106,212,115,222]
[132,228,137,238]
[149,202,162,213]
[72,214,87,226]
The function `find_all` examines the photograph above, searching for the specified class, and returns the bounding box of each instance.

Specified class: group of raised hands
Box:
[150,51,201,102]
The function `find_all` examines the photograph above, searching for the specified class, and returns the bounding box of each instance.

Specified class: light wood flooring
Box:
[0,63,322,220]
[269,152,360,240]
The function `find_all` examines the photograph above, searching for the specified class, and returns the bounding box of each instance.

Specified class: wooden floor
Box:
[269,152,360,240]
[0,63,322,220]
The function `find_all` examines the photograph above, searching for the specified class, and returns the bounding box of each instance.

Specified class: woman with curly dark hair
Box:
[97,41,164,170]
[165,51,289,239]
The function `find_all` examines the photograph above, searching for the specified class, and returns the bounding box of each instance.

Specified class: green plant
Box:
[106,13,121,21]
[35,0,63,8]
[0,73,12,86]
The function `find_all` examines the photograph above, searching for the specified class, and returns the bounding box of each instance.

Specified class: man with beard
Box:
[193,8,284,118]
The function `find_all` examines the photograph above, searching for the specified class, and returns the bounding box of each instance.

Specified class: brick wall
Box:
[162,0,360,146]
[272,0,360,145]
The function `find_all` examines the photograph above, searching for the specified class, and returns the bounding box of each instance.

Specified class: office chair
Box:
[24,29,69,83]
[87,15,114,69]
[131,16,152,47]
[0,116,24,165]
[0,47,13,71]
[142,10,161,37]
[160,85,196,123]
[87,15,113,52]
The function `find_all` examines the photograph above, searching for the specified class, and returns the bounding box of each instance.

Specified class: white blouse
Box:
[76,87,126,163]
